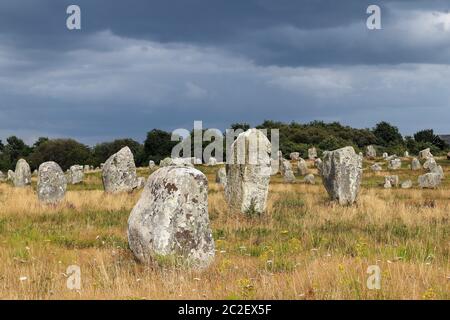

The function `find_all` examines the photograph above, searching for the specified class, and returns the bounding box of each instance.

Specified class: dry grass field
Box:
[0,158,449,300]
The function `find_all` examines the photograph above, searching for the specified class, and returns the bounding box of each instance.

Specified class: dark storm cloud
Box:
[0,0,450,144]
[1,0,449,66]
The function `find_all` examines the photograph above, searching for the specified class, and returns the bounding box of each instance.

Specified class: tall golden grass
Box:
[0,162,448,299]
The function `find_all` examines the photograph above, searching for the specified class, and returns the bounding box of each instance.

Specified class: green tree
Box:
[92,139,144,167]
[28,139,92,171]
[144,129,177,164]
[372,122,404,146]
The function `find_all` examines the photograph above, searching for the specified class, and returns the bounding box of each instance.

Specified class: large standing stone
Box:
[102,146,138,193]
[411,158,421,170]
[7,170,15,181]
[382,152,388,159]
[404,151,409,158]
[388,158,402,170]
[0,171,6,182]
[68,165,84,184]
[419,148,433,160]
[207,157,217,166]
[418,173,442,189]
[282,159,296,183]
[308,147,317,160]
[127,166,214,269]
[160,157,174,167]
[37,161,67,203]
[371,163,382,172]
[216,167,227,185]
[304,174,315,185]
[290,152,300,161]
[423,158,444,179]
[384,175,399,187]
[149,160,156,170]
[83,165,90,172]
[319,146,362,205]
[401,180,413,189]
[297,158,309,176]
[13,159,31,187]
[225,129,271,214]
[366,145,377,158]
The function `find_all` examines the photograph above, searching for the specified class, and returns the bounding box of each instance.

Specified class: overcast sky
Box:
[1,0,449,145]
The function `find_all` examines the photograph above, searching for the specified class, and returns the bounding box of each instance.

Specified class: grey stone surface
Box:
[102,146,138,193]
[13,159,31,187]
[127,166,214,269]
[7,170,15,181]
[0,171,6,182]
[371,163,382,172]
[149,160,156,170]
[225,129,271,214]
[37,161,67,203]
[411,158,421,170]
[297,158,309,176]
[418,173,442,189]
[319,146,363,205]
[216,167,227,185]
[282,159,296,183]
[419,148,433,160]
[308,147,317,160]
[290,152,300,161]
[401,180,413,189]
[304,174,315,185]
[68,165,84,184]
[366,145,377,158]
[388,158,402,170]
[384,175,399,187]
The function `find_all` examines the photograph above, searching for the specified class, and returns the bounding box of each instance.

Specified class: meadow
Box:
[0,158,449,299]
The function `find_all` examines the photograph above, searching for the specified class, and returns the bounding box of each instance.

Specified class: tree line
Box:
[0,121,448,171]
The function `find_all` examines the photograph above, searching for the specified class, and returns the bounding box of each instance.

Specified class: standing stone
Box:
[225,129,271,214]
[419,148,433,160]
[0,171,6,182]
[37,161,67,203]
[160,157,174,167]
[7,170,15,181]
[127,166,214,269]
[388,158,402,170]
[290,152,300,161]
[13,159,31,187]
[33,169,38,176]
[314,158,322,168]
[102,146,138,193]
[270,159,279,175]
[136,177,146,189]
[411,158,421,170]
[297,158,309,176]
[404,151,409,157]
[149,160,156,170]
[282,159,296,183]
[383,179,392,189]
[423,158,444,179]
[401,180,413,189]
[207,157,217,166]
[308,147,318,160]
[68,165,84,184]
[385,175,399,187]
[371,163,382,172]
[84,165,90,172]
[418,173,442,189]
[216,167,227,185]
[382,152,388,159]
[366,145,377,158]
[319,146,362,205]
[304,174,315,185]
[173,158,194,167]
